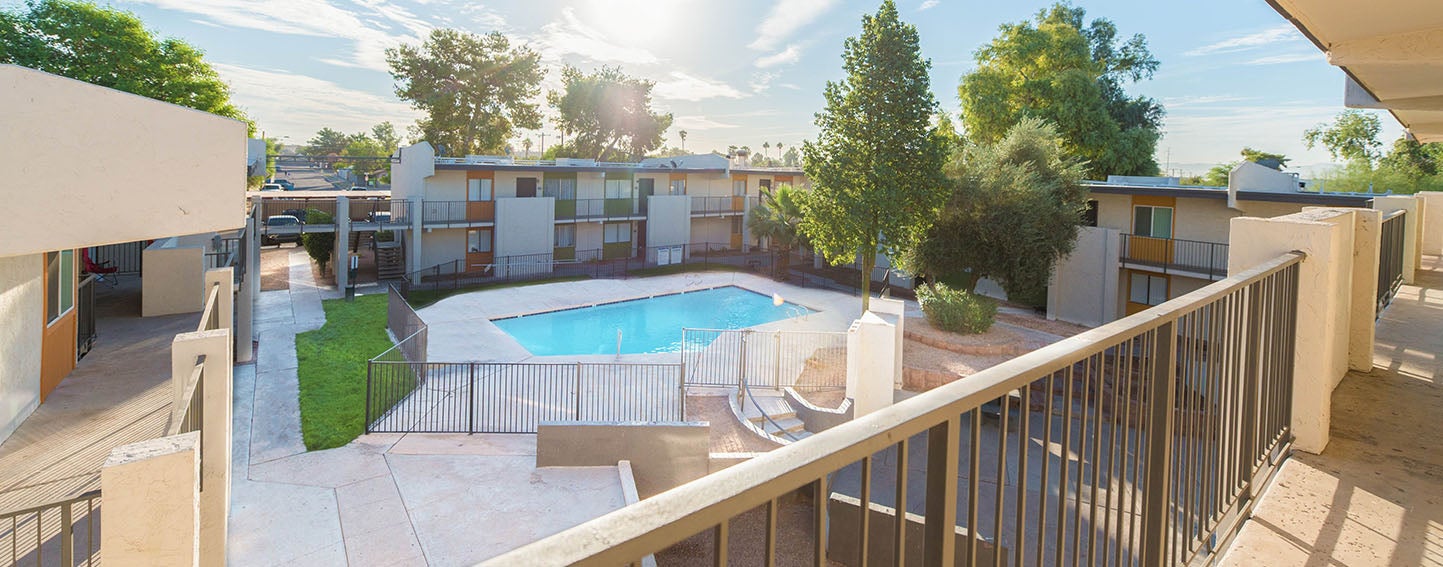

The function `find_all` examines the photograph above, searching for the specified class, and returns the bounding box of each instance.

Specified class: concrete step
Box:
[762,416,806,437]
[741,395,795,423]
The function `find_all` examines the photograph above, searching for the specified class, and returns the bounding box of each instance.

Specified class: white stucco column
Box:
[1228,209,1355,454]
[408,197,424,276]
[1306,207,1379,372]
[866,297,907,390]
[234,219,256,363]
[1372,195,1421,283]
[1417,191,1443,255]
[169,327,232,565]
[846,312,898,418]
[101,432,201,566]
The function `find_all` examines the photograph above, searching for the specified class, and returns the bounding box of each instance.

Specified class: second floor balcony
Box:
[1121,234,1230,280]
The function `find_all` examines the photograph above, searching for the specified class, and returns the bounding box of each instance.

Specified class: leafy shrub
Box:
[302,209,335,273]
[917,283,997,334]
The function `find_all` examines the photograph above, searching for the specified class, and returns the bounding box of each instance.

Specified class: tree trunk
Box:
[859,251,875,312]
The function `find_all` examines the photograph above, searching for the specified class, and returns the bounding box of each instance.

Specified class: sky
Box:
[61,0,1404,176]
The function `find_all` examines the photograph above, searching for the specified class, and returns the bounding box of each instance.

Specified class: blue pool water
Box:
[492,286,811,355]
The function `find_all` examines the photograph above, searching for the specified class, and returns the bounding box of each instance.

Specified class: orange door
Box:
[39,252,77,400]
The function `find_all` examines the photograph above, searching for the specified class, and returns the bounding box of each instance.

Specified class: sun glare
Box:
[583,0,678,47]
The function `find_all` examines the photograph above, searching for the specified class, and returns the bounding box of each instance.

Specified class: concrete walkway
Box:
[229,249,628,566]
[1222,255,1443,566]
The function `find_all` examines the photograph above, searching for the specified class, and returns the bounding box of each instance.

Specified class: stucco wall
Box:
[420,228,466,270]
[1047,226,1119,327]
[1092,193,1133,232]
[1,65,246,256]
[645,196,690,249]
[422,170,466,201]
[1419,192,1443,254]
[390,142,435,202]
[494,197,555,257]
[0,254,42,445]
[535,422,710,498]
[141,238,206,317]
[1091,190,1305,242]
[690,217,732,248]
[575,222,604,254]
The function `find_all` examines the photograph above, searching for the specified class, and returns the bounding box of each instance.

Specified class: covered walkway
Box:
[1223,255,1443,565]
[0,280,194,513]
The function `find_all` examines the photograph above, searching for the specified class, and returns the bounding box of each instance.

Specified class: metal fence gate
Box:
[680,328,847,392]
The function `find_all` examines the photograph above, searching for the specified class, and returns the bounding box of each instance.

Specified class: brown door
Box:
[466,228,494,273]
[40,251,77,400]
[517,178,538,198]
[466,171,495,222]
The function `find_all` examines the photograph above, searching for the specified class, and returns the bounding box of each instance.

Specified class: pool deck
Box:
[415,272,864,364]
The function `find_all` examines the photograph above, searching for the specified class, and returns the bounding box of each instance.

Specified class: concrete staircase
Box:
[737,390,812,443]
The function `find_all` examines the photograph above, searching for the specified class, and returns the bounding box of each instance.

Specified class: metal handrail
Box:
[0,489,102,566]
[197,282,221,333]
[742,378,801,443]
[485,251,1305,565]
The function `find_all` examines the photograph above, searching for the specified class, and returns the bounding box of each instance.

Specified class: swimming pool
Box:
[492,286,811,355]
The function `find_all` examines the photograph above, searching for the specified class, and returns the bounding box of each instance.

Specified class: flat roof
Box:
[433,163,804,176]
[1084,182,1374,207]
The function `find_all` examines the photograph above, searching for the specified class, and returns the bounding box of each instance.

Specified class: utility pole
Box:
[540,133,547,157]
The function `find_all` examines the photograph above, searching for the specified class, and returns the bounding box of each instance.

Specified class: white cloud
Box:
[1160,104,1401,165]
[749,72,778,94]
[919,0,940,10]
[654,72,745,102]
[674,115,740,130]
[1246,52,1321,65]
[534,7,660,65]
[1160,95,1251,107]
[212,63,421,140]
[1185,24,1302,56]
[755,45,803,68]
[120,0,435,71]
[749,0,839,51]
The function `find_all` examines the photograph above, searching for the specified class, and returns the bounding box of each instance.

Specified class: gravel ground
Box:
[995,309,1091,338]
[259,244,294,291]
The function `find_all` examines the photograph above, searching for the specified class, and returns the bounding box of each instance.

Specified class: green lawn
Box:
[295,293,395,450]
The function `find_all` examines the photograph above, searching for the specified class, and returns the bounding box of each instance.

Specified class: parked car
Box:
[274,179,296,190]
[348,186,370,191]
[259,183,283,191]
[263,215,302,245]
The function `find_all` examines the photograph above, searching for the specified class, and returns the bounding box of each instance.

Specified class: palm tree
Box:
[679,130,688,151]
[747,184,806,279]
[522,137,533,158]
[763,141,771,158]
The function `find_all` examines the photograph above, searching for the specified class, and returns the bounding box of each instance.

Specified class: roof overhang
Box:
[1269,0,1443,142]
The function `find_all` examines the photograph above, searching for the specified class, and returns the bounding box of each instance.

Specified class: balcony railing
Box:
[486,252,1303,567]
[552,198,643,220]
[421,201,494,225]
[0,490,101,566]
[1377,210,1406,315]
[691,196,755,215]
[348,199,411,228]
[1121,234,1230,279]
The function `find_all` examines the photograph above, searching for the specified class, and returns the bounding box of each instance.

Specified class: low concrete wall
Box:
[785,388,852,432]
[1418,191,1443,255]
[536,422,709,498]
[827,493,1004,566]
[0,253,42,446]
[142,237,206,317]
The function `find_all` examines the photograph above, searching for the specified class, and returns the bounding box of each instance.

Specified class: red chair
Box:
[81,248,120,287]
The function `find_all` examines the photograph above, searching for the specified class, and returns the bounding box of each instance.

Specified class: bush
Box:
[917,283,997,334]
[302,209,335,273]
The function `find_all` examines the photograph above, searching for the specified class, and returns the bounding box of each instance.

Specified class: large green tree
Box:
[305,127,351,156]
[799,1,950,311]
[1,0,249,129]
[548,66,672,161]
[1304,109,1383,165]
[907,118,1089,296]
[371,122,401,154]
[386,29,544,156]
[959,3,1162,178]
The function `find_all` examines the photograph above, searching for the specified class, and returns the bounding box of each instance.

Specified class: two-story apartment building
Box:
[388,142,808,278]
[1052,162,1375,326]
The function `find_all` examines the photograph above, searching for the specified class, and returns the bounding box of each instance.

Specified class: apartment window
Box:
[603,222,630,244]
[605,179,631,199]
[1083,200,1099,227]
[555,225,576,247]
[637,178,655,196]
[45,250,74,324]
[731,217,743,235]
[517,178,538,198]
[759,179,772,194]
[467,228,492,253]
[669,179,686,195]
[543,178,576,200]
[732,179,746,196]
[467,178,493,201]
[1133,205,1173,238]
[1129,273,1168,306]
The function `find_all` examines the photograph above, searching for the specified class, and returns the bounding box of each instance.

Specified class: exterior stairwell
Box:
[735,389,812,444]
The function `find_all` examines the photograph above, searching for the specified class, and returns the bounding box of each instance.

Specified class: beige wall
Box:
[1,65,246,257]
[0,254,42,445]
[1047,227,1120,327]
[575,222,604,254]
[1419,191,1443,254]
[685,173,732,197]
[690,217,732,247]
[420,228,466,270]
[536,423,709,498]
[645,196,691,250]
[1090,191,1307,242]
[494,197,555,258]
[423,170,467,201]
[390,142,435,202]
[577,172,605,200]
[142,238,207,317]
